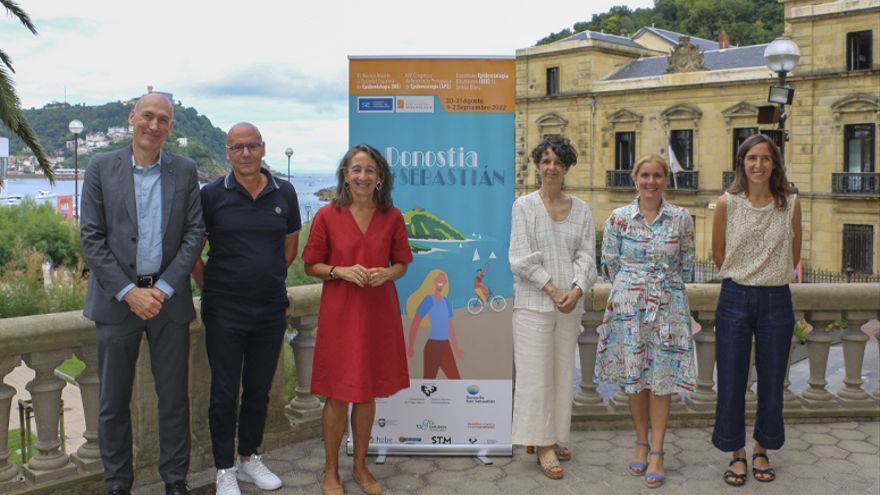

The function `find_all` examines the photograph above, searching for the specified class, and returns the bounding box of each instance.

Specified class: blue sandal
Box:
[644,450,665,488]
[627,441,650,476]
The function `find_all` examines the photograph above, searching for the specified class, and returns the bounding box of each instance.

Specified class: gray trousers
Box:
[96,312,190,490]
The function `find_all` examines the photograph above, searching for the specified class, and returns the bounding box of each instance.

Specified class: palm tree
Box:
[1,0,52,187]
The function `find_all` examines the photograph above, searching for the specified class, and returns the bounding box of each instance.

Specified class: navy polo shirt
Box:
[200,168,301,303]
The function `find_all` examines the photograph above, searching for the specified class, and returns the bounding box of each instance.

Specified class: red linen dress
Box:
[302,204,413,403]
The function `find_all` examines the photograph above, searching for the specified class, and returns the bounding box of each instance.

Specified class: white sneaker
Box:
[237,454,283,490]
[215,467,241,495]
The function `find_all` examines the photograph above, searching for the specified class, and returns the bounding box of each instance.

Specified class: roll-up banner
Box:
[348,56,515,457]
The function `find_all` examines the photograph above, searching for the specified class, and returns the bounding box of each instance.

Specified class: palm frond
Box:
[0,49,13,73]
[0,66,53,183]
[1,0,37,35]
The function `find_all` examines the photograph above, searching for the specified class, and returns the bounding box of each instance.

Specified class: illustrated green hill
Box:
[404,208,466,240]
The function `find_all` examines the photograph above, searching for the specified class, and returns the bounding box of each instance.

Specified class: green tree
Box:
[0,0,51,186]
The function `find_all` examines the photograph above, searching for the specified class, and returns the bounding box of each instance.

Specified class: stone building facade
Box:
[515,0,879,274]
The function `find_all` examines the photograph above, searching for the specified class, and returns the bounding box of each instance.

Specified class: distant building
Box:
[515,0,879,275]
[177,137,188,147]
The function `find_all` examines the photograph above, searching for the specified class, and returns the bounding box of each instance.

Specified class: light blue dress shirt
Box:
[115,152,175,301]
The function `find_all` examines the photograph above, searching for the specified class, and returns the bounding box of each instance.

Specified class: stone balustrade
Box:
[0,283,878,493]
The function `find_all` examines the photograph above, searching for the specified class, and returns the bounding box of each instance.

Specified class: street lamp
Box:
[285,147,294,181]
[763,37,800,157]
[68,119,84,219]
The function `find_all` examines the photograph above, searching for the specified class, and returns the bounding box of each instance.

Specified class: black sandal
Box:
[751,452,776,482]
[723,457,748,487]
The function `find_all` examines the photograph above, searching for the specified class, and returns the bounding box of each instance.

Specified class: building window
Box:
[845,124,875,173]
[615,132,635,170]
[669,130,694,170]
[732,127,758,167]
[847,31,872,71]
[546,67,559,96]
[842,224,874,274]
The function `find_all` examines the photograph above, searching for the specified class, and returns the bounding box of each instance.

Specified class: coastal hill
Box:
[1,100,229,178]
[404,208,466,240]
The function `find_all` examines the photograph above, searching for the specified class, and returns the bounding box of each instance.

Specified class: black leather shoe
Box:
[165,480,189,495]
[107,487,131,495]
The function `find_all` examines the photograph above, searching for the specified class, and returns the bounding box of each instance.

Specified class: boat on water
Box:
[3,194,22,205]
[36,190,57,200]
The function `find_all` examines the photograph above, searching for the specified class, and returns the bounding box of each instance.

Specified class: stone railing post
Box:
[862,319,880,399]
[287,316,322,420]
[22,350,76,482]
[800,311,841,408]
[0,356,20,483]
[685,311,716,410]
[71,346,101,469]
[838,312,875,407]
[573,311,606,413]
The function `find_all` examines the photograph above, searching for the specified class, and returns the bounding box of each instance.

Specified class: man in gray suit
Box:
[80,93,204,495]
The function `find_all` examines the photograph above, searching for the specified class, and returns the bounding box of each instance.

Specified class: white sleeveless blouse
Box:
[718,192,796,286]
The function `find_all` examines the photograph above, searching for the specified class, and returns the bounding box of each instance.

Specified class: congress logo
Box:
[468,437,478,444]
[416,419,447,432]
[398,436,422,444]
[466,385,480,395]
[421,384,438,397]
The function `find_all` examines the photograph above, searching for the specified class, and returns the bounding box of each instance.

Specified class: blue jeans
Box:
[712,279,794,452]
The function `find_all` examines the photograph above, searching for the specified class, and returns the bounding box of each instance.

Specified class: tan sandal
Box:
[353,472,382,495]
[536,451,564,480]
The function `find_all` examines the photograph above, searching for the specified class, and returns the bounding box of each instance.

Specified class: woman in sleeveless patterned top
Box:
[711,134,802,487]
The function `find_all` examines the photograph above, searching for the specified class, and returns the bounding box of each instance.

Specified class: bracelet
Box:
[328,266,336,280]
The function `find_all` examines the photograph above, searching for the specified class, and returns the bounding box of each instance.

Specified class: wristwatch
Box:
[328,266,336,280]
[571,282,583,294]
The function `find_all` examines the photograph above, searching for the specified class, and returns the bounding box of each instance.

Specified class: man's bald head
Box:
[227,122,262,143]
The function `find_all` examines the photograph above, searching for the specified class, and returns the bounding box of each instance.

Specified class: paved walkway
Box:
[131,420,880,495]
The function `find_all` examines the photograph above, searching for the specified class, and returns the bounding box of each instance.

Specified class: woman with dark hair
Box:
[509,135,597,480]
[711,134,801,487]
[303,144,413,495]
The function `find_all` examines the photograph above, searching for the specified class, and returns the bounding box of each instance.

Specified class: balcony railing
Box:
[669,170,699,190]
[0,283,878,493]
[605,170,634,189]
[722,170,735,191]
[832,172,880,195]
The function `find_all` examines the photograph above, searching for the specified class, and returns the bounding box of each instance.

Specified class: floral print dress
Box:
[595,199,697,395]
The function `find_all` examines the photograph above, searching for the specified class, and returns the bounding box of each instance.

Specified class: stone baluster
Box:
[22,350,76,482]
[70,346,101,470]
[837,312,875,407]
[862,318,880,399]
[286,316,322,420]
[800,311,841,408]
[0,356,20,483]
[685,311,716,411]
[573,311,607,414]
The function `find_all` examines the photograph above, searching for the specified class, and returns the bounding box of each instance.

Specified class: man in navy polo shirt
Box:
[192,123,300,495]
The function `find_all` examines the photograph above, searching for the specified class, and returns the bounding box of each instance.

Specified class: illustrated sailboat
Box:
[472,249,480,262]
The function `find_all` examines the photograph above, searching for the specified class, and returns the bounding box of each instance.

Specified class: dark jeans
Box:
[202,296,287,469]
[712,279,794,452]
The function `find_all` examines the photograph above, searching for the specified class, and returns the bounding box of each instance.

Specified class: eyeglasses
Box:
[226,142,264,154]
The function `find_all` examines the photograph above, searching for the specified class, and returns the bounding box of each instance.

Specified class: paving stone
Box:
[783,436,812,450]
[383,472,427,491]
[397,458,437,475]
[838,439,878,454]
[672,437,714,452]
[279,469,322,488]
[847,452,880,470]
[580,430,617,440]
[856,422,880,436]
[828,421,860,429]
[433,457,478,471]
[828,428,869,441]
[773,447,819,465]
[416,486,458,495]
[462,465,505,482]
[801,432,839,446]
[451,480,502,494]
[808,444,851,459]
[793,423,835,433]
[675,428,710,439]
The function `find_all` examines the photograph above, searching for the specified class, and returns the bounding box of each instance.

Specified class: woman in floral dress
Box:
[595,154,696,488]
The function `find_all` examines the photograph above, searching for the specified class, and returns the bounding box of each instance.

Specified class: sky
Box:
[1,0,653,172]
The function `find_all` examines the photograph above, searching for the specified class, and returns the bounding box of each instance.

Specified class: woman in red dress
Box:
[303,144,412,495]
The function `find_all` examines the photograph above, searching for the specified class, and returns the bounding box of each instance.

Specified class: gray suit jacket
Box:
[80,146,205,324]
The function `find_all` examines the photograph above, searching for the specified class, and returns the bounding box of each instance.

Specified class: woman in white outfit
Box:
[508,135,597,480]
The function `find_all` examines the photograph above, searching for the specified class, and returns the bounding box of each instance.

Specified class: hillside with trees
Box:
[537,0,784,47]
[1,100,230,178]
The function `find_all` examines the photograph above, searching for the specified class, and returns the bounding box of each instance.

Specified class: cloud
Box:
[188,66,346,104]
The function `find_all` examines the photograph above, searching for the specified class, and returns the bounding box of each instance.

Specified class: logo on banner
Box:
[467,422,496,430]
[468,437,478,444]
[357,96,395,113]
[375,417,398,428]
[416,419,447,432]
[465,384,496,404]
[421,384,438,397]
[398,436,422,444]
[396,95,434,113]
[431,436,452,444]
[371,435,395,444]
